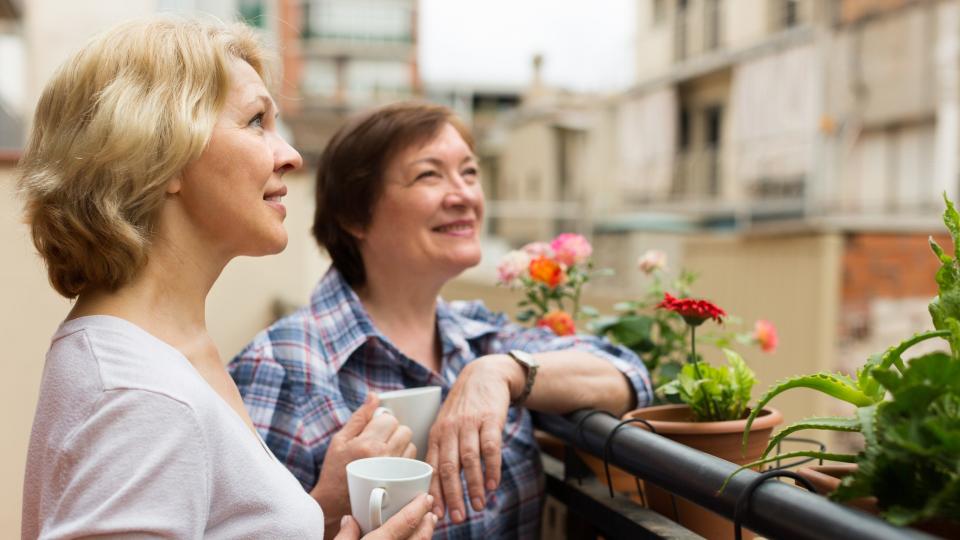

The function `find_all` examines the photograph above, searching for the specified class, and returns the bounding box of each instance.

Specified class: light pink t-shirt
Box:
[22,316,325,539]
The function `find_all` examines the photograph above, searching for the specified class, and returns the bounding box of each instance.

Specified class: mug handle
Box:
[369,487,388,530]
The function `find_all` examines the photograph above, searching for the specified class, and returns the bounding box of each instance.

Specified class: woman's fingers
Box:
[336,393,381,441]
[370,493,436,540]
[425,442,445,518]
[479,419,503,492]
[436,429,466,523]
[333,515,361,540]
[459,428,486,512]
[402,442,417,459]
[385,424,413,456]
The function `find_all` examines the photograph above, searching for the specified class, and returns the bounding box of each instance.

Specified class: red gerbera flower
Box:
[657,292,726,327]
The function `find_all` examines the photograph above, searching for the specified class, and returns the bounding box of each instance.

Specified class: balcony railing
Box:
[536,410,938,540]
[671,148,722,200]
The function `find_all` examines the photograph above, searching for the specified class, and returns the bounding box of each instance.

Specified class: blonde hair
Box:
[18,16,269,298]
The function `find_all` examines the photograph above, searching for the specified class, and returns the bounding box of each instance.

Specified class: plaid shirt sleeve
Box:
[453,301,654,409]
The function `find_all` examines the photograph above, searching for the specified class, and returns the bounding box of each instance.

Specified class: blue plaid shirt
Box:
[229,268,652,539]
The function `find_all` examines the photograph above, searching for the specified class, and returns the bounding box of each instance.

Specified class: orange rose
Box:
[537,310,576,336]
[528,256,566,288]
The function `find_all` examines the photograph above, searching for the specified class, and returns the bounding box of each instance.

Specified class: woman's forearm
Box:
[483,351,637,416]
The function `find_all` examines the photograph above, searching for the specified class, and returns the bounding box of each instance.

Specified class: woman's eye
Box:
[462,167,478,177]
[249,112,265,129]
[415,170,439,181]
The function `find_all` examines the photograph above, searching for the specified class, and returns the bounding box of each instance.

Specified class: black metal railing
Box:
[536,410,938,540]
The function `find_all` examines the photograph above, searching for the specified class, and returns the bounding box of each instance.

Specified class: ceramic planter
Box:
[622,404,783,540]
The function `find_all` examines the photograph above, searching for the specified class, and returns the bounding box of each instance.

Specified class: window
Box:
[653,0,667,24]
[304,0,412,42]
[237,0,265,28]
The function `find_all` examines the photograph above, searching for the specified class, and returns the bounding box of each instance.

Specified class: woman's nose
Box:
[274,135,303,174]
[444,174,481,207]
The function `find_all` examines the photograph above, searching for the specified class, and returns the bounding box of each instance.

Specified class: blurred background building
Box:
[2,0,958,536]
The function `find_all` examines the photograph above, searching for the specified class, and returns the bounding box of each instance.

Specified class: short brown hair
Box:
[312,101,474,287]
[18,16,268,299]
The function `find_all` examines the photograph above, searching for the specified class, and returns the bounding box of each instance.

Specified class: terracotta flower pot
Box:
[623,404,783,540]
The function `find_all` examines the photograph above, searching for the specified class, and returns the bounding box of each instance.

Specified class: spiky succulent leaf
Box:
[742,373,877,451]
[760,417,861,460]
[719,451,858,493]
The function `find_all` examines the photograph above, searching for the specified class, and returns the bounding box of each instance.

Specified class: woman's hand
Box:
[333,493,437,540]
[313,394,417,539]
[424,355,524,523]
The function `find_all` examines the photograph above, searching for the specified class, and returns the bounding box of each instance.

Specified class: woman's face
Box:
[357,123,484,284]
[173,58,302,259]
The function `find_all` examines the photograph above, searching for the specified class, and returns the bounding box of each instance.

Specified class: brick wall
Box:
[839,232,949,340]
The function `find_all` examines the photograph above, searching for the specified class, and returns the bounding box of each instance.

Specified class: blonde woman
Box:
[19,17,434,539]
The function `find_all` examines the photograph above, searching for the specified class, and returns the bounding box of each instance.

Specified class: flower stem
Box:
[689,325,720,421]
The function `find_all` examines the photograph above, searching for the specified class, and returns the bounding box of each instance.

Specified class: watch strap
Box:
[507,349,538,407]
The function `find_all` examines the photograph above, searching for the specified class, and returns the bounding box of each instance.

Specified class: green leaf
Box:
[742,373,879,452]
[604,315,654,349]
[760,417,861,460]
[719,451,858,493]
[857,404,879,450]
[515,310,536,323]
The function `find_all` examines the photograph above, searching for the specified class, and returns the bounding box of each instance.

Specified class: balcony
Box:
[535,410,939,539]
[674,0,725,62]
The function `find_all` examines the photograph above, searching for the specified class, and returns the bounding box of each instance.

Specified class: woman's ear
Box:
[166,175,183,195]
[341,220,365,241]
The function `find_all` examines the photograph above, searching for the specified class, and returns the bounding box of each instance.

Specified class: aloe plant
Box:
[721,194,960,528]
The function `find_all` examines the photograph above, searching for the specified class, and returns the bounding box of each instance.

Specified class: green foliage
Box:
[592,270,695,389]
[725,193,960,528]
[834,352,960,525]
[593,268,767,398]
[658,349,757,422]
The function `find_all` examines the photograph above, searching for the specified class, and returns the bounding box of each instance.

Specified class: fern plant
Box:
[722,194,960,528]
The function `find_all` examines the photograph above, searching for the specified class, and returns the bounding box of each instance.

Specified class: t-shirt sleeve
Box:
[40,389,210,539]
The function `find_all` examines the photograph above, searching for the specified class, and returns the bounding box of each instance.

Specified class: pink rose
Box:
[637,250,667,274]
[550,233,592,266]
[497,250,531,287]
[754,320,778,353]
[522,241,554,258]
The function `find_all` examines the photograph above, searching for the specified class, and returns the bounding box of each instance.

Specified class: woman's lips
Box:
[433,220,475,236]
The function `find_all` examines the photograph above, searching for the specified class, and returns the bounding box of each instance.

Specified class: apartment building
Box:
[266,0,420,158]
[0,0,21,152]
[471,0,959,435]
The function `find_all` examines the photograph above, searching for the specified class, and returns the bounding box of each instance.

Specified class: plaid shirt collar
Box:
[310,267,502,373]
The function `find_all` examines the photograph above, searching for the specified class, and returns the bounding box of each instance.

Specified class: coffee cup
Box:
[376,386,442,460]
[346,456,434,534]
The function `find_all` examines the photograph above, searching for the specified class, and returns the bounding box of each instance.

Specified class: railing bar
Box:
[535,410,938,540]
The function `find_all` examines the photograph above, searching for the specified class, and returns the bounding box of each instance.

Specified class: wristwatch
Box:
[507,349,539,407]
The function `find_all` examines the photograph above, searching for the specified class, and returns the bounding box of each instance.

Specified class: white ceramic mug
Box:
[376,386,442,460]
[346,457,434,534]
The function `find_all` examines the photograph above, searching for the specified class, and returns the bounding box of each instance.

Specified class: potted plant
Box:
[610,293,781,539]
[725,194,960,536]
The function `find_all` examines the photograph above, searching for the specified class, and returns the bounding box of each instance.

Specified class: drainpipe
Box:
[934,0,960,203]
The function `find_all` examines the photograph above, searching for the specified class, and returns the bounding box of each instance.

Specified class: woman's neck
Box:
[357,269,443,371]
[68,234,227,366]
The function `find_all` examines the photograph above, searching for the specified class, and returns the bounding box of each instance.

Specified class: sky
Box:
[418,0,637,93]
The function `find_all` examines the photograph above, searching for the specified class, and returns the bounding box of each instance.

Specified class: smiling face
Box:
[171,58,302,259]
[356,123,484,285]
